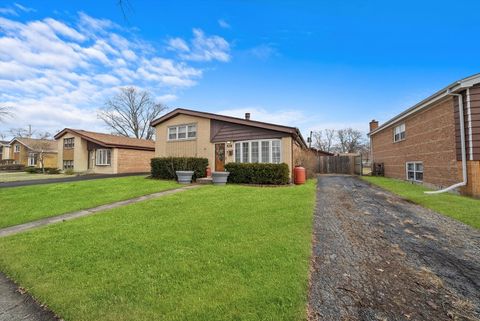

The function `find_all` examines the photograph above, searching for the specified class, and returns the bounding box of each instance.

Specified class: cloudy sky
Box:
[1,0,479,139]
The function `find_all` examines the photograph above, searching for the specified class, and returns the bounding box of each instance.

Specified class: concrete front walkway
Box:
[0,184,201,238]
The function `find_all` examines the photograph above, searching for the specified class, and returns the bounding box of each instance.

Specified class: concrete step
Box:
[197,177,213,184]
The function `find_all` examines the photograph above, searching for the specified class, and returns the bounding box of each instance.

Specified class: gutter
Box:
[425,92,467,194]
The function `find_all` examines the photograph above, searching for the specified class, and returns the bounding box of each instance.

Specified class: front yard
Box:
[0,171,71,183]
[362,176,480,229]
[0,176,180,228]
[0,181,316,321]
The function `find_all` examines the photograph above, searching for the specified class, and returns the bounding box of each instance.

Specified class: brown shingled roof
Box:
[54,129,155,151]
[9,137,57,153]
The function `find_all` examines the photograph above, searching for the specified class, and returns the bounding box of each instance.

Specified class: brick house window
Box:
[168,124,197,141]
[234,139,281,164]
[406,162,423,182]
[393,123,406,142]
[63,160,74,170]
[96,149,111,166]
[64,138,75,149]
[14,144,20,152]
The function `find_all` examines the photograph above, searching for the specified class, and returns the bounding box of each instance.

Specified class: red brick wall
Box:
[116,148,155,173]
[371,97,460,188]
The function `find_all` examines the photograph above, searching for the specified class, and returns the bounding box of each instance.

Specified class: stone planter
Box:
[176,171,194,184]
[212,171,230,185]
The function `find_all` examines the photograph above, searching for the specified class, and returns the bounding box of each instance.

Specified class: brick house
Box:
[8,137,58,168]
[150,108,312,178]
[369,73,480,197]
[54,129,154,174]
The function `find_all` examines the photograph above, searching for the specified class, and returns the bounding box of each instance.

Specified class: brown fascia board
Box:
[54,128,155,151]
[151,108,308,148]
[369,73,480,136]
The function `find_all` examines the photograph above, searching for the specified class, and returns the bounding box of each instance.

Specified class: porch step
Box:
[197,177,213,184]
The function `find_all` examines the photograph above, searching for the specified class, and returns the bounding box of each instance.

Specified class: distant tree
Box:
[9,127,31,138]
[0,106,12,123]
[312,129,336,153]
[29,139,53,173]
[98,87,167,140]
[336,128,366,153]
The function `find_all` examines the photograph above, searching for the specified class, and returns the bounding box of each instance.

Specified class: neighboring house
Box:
[8,137,58,168]
[150,108,310,178]
[0,141,11,161]
[369,73,480,197]
[54,129,155,174]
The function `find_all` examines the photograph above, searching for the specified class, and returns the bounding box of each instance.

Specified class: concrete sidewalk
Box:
[0,184,201,238]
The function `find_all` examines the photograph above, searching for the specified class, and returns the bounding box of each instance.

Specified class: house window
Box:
[28,153,37,166]
[393,123,406,142]
[406,162,423,182]
[234,139,282,164]
[96,149,111,166]
[64,138,75,149]
[63,160,74,170]
[168,124,197,141]
[14,144,20,153]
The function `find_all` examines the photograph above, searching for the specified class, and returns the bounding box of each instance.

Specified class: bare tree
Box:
[0,106,12,123]
[312,129,336,153]
[9,127,32,138]
[337,128,366,153]
[29,139,53,173]
[99,87,167,140]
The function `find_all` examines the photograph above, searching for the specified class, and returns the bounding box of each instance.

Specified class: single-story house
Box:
[369,73,480,197]
[8,137,58,168]
[54,129,155,174]
[0,141,11,161]
[150,108,311,178]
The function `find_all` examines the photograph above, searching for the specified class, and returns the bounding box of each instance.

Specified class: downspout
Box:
[425,92,467,194]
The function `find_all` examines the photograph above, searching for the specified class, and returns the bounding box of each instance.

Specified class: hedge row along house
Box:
[54,129,154,174]
[6,137,58,168]
[150,108,315,178]
[369,73,480,197]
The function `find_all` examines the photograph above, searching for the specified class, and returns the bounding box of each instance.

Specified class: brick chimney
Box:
[245,112,251,120]
[369,119,379,132]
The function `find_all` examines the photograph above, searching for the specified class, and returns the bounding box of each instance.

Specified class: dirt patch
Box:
[309,175,480,321]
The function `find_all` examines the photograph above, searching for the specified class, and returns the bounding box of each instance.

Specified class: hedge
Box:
[0,164,25,171]
[225,163,290,185]
[151,157,208,180]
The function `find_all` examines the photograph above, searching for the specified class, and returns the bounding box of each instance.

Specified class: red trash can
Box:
[294,166,306,185]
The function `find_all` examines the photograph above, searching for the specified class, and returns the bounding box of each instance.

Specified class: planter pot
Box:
[176,171,194,184]
[212,171,230,185]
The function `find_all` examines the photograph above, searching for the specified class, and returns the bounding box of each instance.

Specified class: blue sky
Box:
[1,0,479,139]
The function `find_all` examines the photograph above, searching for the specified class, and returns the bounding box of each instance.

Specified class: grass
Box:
[362,176,480,229]
[0,181,316,321]
[0,171,70,183]
[0,176,180,228]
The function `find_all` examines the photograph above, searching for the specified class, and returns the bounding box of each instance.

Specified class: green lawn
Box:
[362,176,480,229]
[0,176,180,228]
[0,181,316,321]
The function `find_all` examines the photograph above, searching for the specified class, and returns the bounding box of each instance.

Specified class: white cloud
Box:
[14,3,35,13]
[168,28,231,62]
[248,44,278,60]
[0,13,229,137]
[0,7,18,16]
[218,19,230,29]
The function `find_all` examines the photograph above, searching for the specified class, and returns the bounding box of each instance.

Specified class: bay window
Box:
[234,139,282,164]
[96,149,111,166]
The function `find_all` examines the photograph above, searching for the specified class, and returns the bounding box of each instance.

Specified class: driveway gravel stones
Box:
[309,175,480,321]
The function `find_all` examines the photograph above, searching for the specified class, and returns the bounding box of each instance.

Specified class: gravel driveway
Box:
[309,175,480,321]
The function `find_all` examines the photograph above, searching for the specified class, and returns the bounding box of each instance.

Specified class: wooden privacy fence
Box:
[317,155,362,175]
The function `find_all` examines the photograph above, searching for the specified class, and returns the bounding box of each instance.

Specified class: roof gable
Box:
[9,137,57,153]
[54,129,155,151]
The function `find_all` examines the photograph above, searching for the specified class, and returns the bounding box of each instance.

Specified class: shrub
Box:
[47,168,61,174]
[151,157,208,180]
[25,166,39,174]
[225,163,290,185]
[64,169,75,175]
[0,164,25,171]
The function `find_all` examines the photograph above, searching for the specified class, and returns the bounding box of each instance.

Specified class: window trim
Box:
[28,153,37,166]
[167,123,197,141]
[95,149,112,166]
[405,161,423,182]
[233,139,282,164]
[14,144,20,153]
[63,137,75,149]
[63,160,74,170]
[393,123,406,143]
